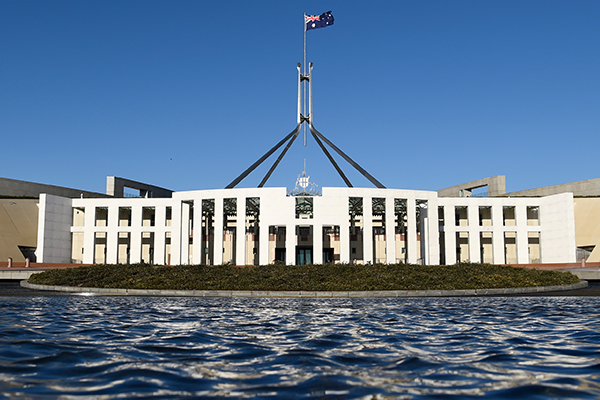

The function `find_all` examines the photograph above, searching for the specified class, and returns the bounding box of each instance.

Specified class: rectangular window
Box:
[480,232,493,263]
[455,206,468,226]
[202,199,215,265]
[349,197,364,264]
[118,232,130,264]
[504,232,517,264]
[416,200,428,265]
[223,198,237,265]
[527,206,539,226]
[142,207,155,227]
[395,199,407,263]
[295,197,314,219]
[141,232,155,264]
[95,207,108,227]
[503,206,516,226]
[165,206,172,227]
[186,201,194,264]
[438,206,445,265]
[479,206,492,226]
[245,198,260,265]
[269,226,286,264]
[323,225,340,264]
[71,232,84,263]
[73,207,85,227]
[119,207,132,227]
[164,232,172,265]
[298,226,311,241]
[372,198,386,263]
[456,231,469,262]
[528,232,541,263]
[94,232,107,264]
[295,226,313,265]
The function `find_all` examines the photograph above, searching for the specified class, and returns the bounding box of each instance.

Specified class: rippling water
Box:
[1,296,600,399]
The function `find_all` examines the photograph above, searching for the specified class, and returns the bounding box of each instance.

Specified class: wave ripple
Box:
[0,296,599,398]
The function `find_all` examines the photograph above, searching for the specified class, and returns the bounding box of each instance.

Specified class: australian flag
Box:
[305,11,334,31]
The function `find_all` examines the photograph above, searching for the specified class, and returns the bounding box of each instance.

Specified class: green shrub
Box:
[28,262,579,291]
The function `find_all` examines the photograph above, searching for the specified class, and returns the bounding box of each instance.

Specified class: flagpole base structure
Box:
[225,59,384,189]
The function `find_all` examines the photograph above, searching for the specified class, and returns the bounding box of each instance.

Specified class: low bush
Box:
[28,262,579,291]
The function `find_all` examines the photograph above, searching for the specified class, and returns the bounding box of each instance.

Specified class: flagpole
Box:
[303,13,307,147]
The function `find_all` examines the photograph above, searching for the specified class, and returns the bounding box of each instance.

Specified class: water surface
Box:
[1,296,599,399]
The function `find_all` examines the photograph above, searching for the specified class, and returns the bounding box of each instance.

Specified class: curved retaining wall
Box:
[21,280,588,298]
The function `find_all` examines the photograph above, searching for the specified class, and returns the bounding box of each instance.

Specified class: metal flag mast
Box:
[303,13,307,146]
[226,12,385,190]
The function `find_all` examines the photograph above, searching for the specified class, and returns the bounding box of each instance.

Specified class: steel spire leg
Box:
[225,123,302,189]
[309,123,386,189]
[309,129,353,187]
[258,131,300,187]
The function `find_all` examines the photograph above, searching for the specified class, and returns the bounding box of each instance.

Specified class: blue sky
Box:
[2,1,599,194]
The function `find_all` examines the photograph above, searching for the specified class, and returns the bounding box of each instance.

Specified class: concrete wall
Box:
[0,199,39,261]
[506,178,600,197]
[37,194,73,263]
[574,198,600,262]
[0,177,108,198]
[1,176,173,199]
[106,176,173,198]
[538,193,576,263]
[438,176,600,198]
[438,176,506,198]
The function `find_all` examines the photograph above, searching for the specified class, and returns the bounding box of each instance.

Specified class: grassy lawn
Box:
[28,262,579,291]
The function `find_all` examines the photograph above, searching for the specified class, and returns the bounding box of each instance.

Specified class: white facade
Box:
[36,188,576,266]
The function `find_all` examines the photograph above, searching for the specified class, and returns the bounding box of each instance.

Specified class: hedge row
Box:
[28,262,579,291]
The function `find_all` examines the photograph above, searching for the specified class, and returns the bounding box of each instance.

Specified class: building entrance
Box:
[296,247,312,265]
[274,248,286,263]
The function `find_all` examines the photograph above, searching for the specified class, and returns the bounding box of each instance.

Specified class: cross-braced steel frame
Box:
[225,63,385,189]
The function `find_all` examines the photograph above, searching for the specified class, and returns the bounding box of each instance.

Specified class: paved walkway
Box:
[4,280,599,297]
[19,280,589,298]
[0,262,91,269]
[0,263,90,280]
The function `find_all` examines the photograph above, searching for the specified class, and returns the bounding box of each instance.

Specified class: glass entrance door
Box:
[296,247,312,265]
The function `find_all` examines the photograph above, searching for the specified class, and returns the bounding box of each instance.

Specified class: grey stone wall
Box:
[0,177,108,198]
[506,178,600,197]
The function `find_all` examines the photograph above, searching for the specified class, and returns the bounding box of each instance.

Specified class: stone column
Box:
[106,205,119,264]
[170,201,183,265]
[468,205,480,263]
[363,196,373,264]
[192,200,202,264]
[179,202,190,265]
[286,224,296,265]
[213,198,224,265]
[407,198,418,264]
[443,205,456,265]
[236,197,246,266]
[313,224,323,264]
[83,206,96,264]
[385,197,396,264]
